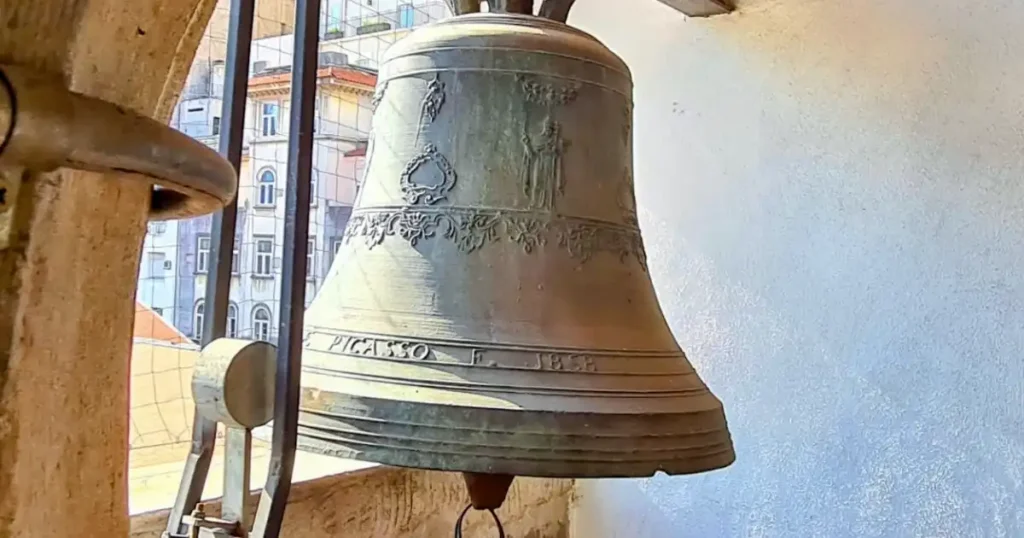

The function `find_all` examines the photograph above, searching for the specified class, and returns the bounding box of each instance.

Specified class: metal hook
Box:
[454,504,506,538]
[538,0,576,22]
[445,0,481,15]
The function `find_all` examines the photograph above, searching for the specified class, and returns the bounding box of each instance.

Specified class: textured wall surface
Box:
[131,467,571,538]
[569,0,1024,536]
[0,1,216,537]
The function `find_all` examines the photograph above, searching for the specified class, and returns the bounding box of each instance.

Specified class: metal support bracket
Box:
[0,166,22,251]
[168,338,277,538]
[0,64,236,220]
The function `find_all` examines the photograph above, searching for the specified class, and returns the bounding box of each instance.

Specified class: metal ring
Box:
[0,64,236,220]
[454,504,506,538]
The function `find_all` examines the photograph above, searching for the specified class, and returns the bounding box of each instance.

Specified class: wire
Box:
[454,504,506,538]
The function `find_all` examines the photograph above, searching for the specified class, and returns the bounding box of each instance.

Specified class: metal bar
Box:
[221,428,253,525]
[538,0,577,22]
[249,0,319,533]
[165,0,255,532]
[490,0,533,14]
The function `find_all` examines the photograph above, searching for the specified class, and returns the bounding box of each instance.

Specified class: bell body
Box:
[298,13,735,478]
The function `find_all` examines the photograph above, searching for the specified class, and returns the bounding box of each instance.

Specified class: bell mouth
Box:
[296,387,735,480]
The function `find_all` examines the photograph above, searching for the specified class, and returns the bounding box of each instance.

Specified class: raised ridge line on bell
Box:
[303,365,705,397]
[307,350,695,377]
[299,409,731,439]
[378,67,630,99]
[296,432,735,465]
[296,438,735,479]
[297,432,734,461]
[350,205,639,231]
[304,326,686,356]
[381,47,631,78]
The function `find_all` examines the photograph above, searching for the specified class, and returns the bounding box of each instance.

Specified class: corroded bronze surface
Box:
[297,13,734,479]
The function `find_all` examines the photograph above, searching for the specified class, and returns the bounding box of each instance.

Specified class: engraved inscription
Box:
[537,353,598,372]
[344,207,648,269]
[327,333,434,361]
[419,74,446,125]
[517,74,580,106]
[400,144,457,205]
[471,349,498,367]
[521,119,570,211]
[307,329,685,373]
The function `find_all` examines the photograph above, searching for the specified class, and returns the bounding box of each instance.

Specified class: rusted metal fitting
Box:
[0,64,237,220]
[182,502,241,538]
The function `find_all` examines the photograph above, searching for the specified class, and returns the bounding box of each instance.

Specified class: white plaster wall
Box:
[137,221,180,314]
[569,0,1024,536]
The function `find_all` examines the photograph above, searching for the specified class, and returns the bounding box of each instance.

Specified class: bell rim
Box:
[297,429,736,479]
[296,389,735,479]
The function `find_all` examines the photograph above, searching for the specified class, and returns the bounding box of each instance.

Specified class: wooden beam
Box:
[657,0,734,17]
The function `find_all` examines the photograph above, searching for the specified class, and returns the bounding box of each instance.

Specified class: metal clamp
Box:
[0,64,237,220]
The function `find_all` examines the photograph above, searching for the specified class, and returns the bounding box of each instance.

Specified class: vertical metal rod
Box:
[166,0,255,533]
[250,0,319,533]
[537,0,576,21]
[221,428,253,526]
[445,0,481,15]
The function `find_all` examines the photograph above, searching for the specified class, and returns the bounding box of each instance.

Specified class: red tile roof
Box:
[133,303,191,344]
[249,66,377,90]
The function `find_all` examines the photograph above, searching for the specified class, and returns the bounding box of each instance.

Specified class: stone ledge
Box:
[130,465,572,538]
[657,0,734,17]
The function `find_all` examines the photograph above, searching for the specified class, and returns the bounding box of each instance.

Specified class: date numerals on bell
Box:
[536,352,597,372]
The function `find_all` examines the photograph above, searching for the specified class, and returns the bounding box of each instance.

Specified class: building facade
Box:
[136,0,451,343]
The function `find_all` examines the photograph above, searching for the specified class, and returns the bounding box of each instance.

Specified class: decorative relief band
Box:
[517,74,580,105]
[302,328,690,375]
[342,206,647,269]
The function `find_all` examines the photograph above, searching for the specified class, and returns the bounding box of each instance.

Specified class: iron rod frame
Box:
[249,0,320,532]
[165,0,255,533]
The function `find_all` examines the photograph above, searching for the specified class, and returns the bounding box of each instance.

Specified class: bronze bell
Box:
[298,0,734,510]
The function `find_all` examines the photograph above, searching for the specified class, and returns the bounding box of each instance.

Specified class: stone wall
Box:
[0,1,217,536]
[569,0,1024,536]
[131,467,571,538]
